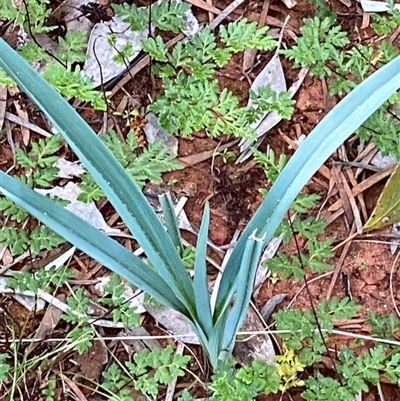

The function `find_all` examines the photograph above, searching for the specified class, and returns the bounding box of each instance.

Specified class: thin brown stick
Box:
[327,225,356,300]
[328,164,396,212]
[186,0,221,13]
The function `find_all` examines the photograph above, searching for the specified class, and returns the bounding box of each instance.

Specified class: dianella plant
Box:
[1,38,399,369]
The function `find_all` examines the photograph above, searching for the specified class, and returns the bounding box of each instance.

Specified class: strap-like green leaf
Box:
[193,203,213,337]
[0,172,188,313]
[215,55,400,321]
[221,230,265,354]
[159,193,183,252]
[0,38,195,315]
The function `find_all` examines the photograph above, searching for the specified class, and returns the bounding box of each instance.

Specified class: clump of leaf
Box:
[7,264,73,292]
[113,0,191,33]
[303,345,400,401]
[115,6,292,140]
[208,360,280,401]
[0,135,65,255]
[282,16,349,79]
[2,0,53,34]
[99,273,141,327]
[1,30,105,109]
[367,310,400,339]
[370,0,400,35]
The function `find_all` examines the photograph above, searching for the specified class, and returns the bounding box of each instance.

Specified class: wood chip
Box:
[340,171,363,234]
[209,0,248,30]
[361,10,370,29]
[242,0,271,72]
[354,141,376,177]
[331,165,353,228]
[186,0,221,13]
[346,168,368,222]
[205,0,215,22]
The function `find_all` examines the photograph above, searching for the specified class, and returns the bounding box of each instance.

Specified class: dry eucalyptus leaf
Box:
[120,327,162,356]
[233,307,275,366]
[361,0,400,12]
[260,294,286,321]
[55,158,85,179]
[144,303,200,344]
[0,245,13,265]
[364,164,400,231]
[181,5,200,37]
[36,182,120,234]
[35,296,65,340]
[75,339,109,380]
[144,113,179,155]
[370,152,397,169]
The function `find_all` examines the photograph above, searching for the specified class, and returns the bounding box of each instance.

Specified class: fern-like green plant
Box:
[113,8,293,140]
[282,14,400,161]
[101,345,190,398]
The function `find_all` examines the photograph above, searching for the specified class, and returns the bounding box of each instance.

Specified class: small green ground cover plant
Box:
[0,131,180,255]
[114,2,294,139]
[1,0,295,138]
[282,12,400,160]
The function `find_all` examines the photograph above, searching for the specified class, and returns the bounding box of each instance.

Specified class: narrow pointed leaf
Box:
[159,193,183,251]
[364,164,400,231]
[221,230,265,353]
[215,56,400,321]
[0,39,195,313]
[0,172,188,313]
[193,203,213,337]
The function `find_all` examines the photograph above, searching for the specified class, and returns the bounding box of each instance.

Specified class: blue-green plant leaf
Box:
[214,55,400,322]
[159,193,183,252]
[0,38,196,317]
[193,203,213,338]
[0,172,187,312]
[221,230,265,354]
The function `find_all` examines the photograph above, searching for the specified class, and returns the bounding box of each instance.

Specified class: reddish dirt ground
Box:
[1,0,400,400]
